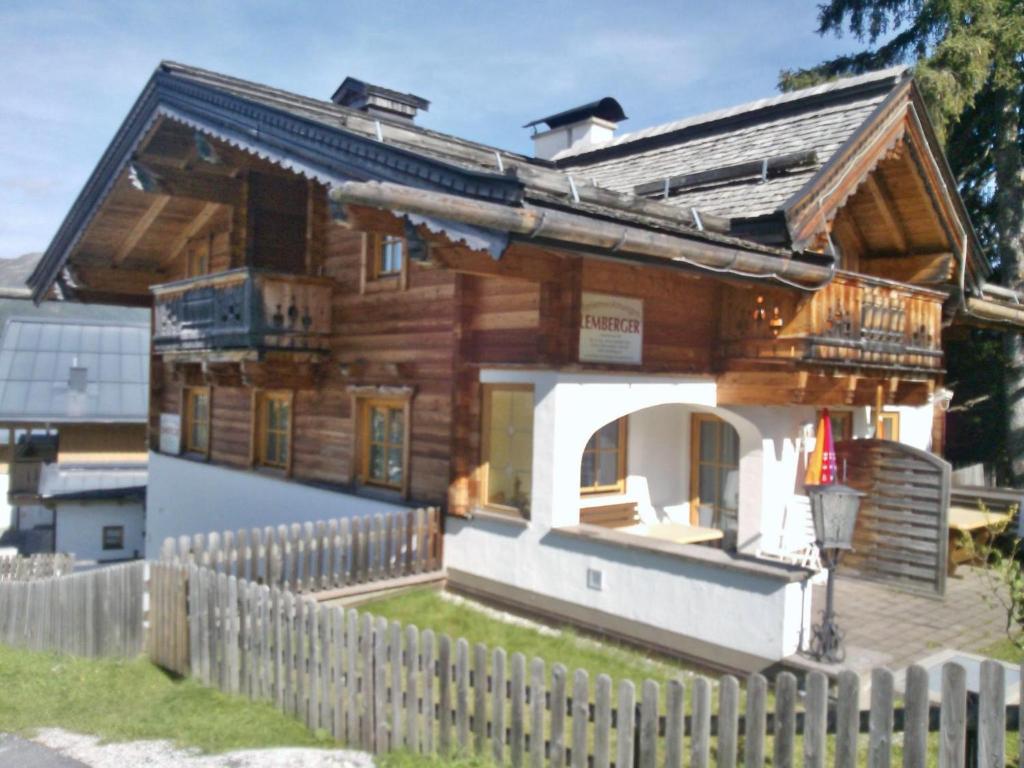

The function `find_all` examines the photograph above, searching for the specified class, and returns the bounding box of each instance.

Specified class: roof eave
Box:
[29,65,525,303]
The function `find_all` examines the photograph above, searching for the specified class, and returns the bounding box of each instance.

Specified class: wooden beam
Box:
[864,175,909,254]
[131,160,242,205]
[874,383,885,436]
[861,252,954,284]
[68,264,163,295]
[161,203,221,267]
[114,194,170,264]
[843,375,859,405]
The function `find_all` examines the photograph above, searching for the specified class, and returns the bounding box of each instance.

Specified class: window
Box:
[879,411,900,441]
[359,399,408,491]
[184,386,210,455]
[580,419,627,494]
[102,525,124,551]
[819,410,853,442]
[186,235,211,278]
[481,384,533,517]
[690,414,740,526]
[255,391,292,470]
[372,234,405,279]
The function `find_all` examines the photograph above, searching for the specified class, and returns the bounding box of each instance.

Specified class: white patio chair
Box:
[757,495,823,572]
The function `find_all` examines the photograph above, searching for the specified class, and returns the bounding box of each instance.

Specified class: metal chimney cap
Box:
[524,97,627,130]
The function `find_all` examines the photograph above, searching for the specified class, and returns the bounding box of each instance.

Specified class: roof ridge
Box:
[160,60,540,165]
[555,66,909,163]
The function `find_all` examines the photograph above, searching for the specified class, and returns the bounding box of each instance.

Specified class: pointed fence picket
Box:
[137,562,1024,767]
[161,507,441,594]
[0,552,74,582]
[0,560,143,657]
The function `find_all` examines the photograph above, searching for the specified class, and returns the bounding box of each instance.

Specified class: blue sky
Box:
[0,1,863,259]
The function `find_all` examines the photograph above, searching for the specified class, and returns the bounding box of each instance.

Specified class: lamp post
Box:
[807,483,864,663]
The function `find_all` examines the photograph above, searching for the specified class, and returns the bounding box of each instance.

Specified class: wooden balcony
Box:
[719,274,944,376]
[152,269,332,357]
[9,460,44,501]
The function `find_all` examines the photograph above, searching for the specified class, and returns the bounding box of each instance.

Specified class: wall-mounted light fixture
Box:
[753,295,784,336]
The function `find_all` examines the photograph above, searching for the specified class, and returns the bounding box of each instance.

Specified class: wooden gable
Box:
[783,81,975,291]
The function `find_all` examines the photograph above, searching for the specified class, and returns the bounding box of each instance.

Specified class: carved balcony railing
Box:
[152,268,332,355]
[719,274,944,375]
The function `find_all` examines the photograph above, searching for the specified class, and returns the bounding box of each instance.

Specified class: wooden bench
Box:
[947,486,1021,575]
[580,501,640,529]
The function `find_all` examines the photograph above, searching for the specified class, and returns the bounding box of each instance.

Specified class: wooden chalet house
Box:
[28,63,1021,669]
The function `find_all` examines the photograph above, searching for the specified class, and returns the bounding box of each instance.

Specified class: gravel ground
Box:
[32,729,375,768]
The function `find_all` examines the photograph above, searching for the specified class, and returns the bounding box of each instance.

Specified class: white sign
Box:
[160,413,181,455]
[579,292,643,365]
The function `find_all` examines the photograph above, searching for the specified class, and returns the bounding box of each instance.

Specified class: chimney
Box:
[525,97,627,160]
[332,77,430,123]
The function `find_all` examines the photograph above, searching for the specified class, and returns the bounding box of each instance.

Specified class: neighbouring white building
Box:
[0,315,149,564]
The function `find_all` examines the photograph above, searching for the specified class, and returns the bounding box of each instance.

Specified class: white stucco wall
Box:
[55,501,145,562]
[625,405,691,523]
[17,503,53,530]
[446,516,810,663]
[0,474,11,533]
[145,452,409,558]
[884,404,934,451]
[469,369,813,663]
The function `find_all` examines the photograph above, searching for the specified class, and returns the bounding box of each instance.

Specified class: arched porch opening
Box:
[573,404,760,552]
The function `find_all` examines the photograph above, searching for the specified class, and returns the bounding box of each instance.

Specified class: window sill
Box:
[469,506,530,528]
[363,276,402,294]
[579,492,631,508]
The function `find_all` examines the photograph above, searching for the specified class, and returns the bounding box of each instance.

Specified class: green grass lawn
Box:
[0,643,334,754]
[0,642,494,767]
[980,636,1024,664]
[355,587,708,690]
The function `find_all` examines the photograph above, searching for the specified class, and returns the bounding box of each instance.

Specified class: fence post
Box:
[940,662,967,768]
[868,668,894,768]
[511,653,526,768]
[665,679,685,768]
[803,672,827,768]
[638,679,658,768]
[692,676,711,768]
[719,675,740,768]
[774,672,796,768]
[456,638,470,754]
[979,660,1005,768]
[474,642,488,756]
[836,670,860,768]
[593,673,611,768]
[493,646,507,765]
[405,624,420,753]
[439,633,453,755]
[745,673,767,768]
[530,658,547,768]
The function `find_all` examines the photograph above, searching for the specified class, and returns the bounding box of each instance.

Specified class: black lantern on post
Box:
[807,483,864,663]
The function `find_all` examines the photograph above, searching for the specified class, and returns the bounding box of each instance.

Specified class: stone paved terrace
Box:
[790,566,1012,676]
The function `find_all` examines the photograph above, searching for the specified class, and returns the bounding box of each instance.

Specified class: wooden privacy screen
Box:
[836,439,950,597]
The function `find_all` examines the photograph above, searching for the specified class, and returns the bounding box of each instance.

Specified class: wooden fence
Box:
[0,552,74,582]
[148,563,1021,767]
[836,439,950,597]
[0,560,145,657]
[160,507,442,593]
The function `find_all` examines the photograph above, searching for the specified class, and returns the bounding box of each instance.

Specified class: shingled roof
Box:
[556,68,908,221]
[33,61,840,301]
